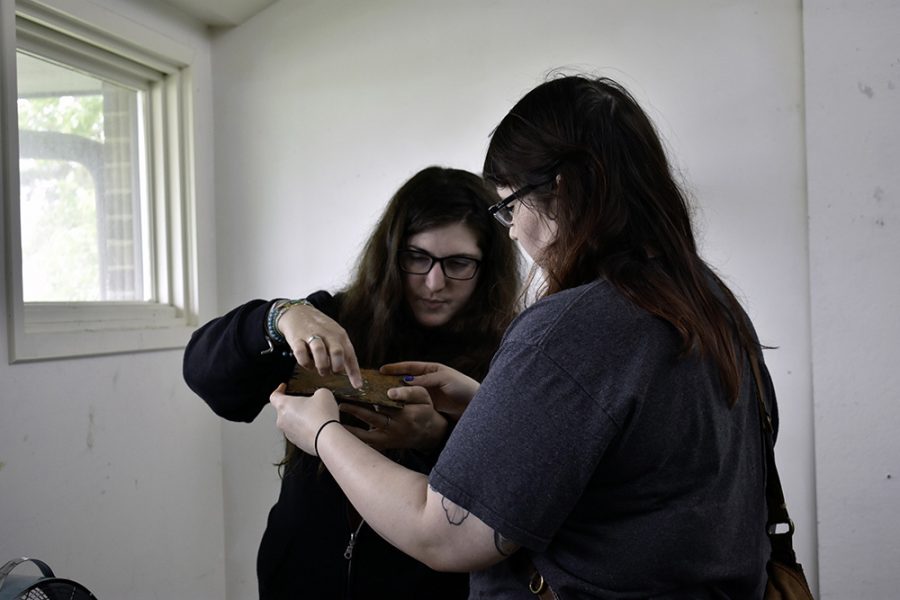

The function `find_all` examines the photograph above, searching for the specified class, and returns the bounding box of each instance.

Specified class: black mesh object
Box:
[18,579,97,600]
[0,558,97,600]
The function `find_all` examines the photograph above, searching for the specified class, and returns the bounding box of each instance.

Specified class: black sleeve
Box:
[182,292,339,423]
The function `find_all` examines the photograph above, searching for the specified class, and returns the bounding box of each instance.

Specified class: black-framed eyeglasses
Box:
[398,249,481,280]
[488,179,553,227]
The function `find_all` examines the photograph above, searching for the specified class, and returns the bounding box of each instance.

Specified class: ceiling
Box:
[160,0,277,27]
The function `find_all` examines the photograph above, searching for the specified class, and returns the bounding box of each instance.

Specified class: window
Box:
[18,52,148,303]
[2,0,198,361]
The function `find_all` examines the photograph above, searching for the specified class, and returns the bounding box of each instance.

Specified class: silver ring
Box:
[305,334,322,345]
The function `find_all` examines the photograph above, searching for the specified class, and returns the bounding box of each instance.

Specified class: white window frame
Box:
[1,0,198,362]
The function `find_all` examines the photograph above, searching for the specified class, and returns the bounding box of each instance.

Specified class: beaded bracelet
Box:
[265,298,313,346]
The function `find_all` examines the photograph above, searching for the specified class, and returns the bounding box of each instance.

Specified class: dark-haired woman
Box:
[183,166,520,599]
[270,75,774,598]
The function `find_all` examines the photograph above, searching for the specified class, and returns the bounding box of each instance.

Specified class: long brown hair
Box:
[338,165,521,378]
[281,166,521,473]
[483,75,757,405]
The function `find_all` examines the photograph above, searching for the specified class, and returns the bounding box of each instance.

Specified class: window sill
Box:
[10,302,196,362]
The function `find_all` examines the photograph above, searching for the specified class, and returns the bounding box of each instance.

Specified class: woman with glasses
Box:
[183,165,520,599]
[270,75,774,598]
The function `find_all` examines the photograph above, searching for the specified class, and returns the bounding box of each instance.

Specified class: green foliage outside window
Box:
[18,93,104,301]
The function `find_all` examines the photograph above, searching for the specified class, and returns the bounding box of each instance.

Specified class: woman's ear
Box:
[544,206,558,222]
[546,174,562,221]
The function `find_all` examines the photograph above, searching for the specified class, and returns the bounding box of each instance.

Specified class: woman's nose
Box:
[425,263,446,291]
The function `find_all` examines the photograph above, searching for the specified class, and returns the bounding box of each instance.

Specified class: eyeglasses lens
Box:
[399,251,479,280]
[496,206,514,227]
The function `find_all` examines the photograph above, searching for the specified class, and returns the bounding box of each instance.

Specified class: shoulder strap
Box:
[508,551,556,599]
[748,352,799,566]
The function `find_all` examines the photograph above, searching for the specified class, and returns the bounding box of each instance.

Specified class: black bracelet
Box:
[314,419,340,458]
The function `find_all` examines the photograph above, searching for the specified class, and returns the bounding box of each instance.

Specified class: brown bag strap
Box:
[748,351,800,566]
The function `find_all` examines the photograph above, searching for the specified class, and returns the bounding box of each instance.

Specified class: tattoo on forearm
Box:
[440,496,469,525]
[493,530,518,556]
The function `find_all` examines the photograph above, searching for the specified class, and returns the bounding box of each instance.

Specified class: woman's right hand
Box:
[380,361,480,422]
[270,384,341,456]
[277,303,364,389]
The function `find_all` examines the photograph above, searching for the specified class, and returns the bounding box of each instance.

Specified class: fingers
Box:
[332,342,363,390]
[339,403,396,430]
[380,362,455,390]
[342,352,364,390]
[286,331,311,370]
[304,335,331,375]
[270,386,342,456]
[269,383,289,410]
[386,385,432,405]
[398,370,446,389]
[380,361,440,376]
[340,401,448,452]
[280,304,362,387]
[301,334,363,387]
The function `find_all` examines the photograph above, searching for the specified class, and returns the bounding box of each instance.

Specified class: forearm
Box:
[316,422,504,571]
[183,299,293,421]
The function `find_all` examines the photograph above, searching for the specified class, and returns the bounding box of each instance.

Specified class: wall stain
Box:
[889,81,896,90]
[873,187,884,202]
[87,405,95,450]
[875,218,885,227]
[858,82,874,98]
[0,461,5,472]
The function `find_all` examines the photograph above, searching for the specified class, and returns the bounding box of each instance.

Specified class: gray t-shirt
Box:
[429,279,770,599]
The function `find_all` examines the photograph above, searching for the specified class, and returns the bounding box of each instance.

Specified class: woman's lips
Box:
[420,298,446,309]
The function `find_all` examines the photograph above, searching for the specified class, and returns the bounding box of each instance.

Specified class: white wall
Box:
[805,1,900,598]
[5,1,895,598]
[210,1,816,599]
[0,0,224,598]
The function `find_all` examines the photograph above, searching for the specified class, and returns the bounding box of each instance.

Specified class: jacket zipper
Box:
[344,518,365,598]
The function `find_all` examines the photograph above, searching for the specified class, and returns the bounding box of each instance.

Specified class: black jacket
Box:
[183,291,468,599]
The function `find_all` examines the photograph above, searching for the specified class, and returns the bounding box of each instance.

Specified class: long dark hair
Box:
[282,166,521,473]
[483,75,757,405]
[338,165,521,379]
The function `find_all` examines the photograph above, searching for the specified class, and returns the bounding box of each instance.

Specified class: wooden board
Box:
[284,366,406,408]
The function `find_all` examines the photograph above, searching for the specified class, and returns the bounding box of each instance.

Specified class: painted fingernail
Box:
[403,375,415,382]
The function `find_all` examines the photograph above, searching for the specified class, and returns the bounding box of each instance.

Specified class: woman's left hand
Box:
[270,383,341,455]
[339,385,448,452]
[380,361,479,422]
